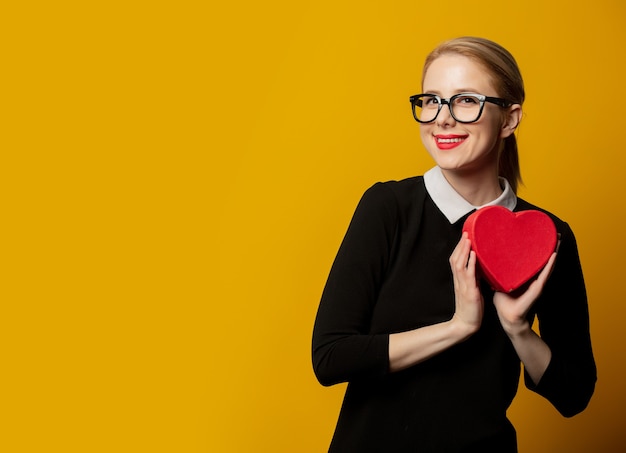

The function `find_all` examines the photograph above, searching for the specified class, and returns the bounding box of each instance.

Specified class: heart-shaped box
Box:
[462,206,557,293]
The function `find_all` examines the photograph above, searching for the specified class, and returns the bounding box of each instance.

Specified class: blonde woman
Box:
[312,37,596,452]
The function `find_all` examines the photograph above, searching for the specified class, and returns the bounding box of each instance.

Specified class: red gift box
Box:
[462,206,557,293]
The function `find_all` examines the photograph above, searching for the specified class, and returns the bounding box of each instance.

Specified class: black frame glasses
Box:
[409,93,513,124]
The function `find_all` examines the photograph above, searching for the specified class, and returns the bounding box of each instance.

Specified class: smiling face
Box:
[420,54,519,179]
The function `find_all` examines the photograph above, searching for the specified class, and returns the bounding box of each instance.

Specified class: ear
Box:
[500,104,522,139]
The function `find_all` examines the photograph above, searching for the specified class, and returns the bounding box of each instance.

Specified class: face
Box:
[419,54,519,177]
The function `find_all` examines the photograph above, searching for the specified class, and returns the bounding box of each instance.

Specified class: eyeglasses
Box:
[409,93,513,124]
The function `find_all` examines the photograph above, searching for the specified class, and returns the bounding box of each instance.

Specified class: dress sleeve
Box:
[524,221,597,416]
[312,183,397,386]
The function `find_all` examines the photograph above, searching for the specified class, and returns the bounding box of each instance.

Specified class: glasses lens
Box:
[450,95,482,122]
[413,95,439,122]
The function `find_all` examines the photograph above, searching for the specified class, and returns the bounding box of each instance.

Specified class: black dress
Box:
[312,176,596,453]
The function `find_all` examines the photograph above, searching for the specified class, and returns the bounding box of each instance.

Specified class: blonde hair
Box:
[423,37,525,193]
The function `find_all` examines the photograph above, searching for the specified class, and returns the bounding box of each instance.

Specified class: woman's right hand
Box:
[388,232,485,372]
[449,232,484,337]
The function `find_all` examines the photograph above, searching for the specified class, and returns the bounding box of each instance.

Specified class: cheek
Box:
[481,127,505,155]
[419,125,432,143]
[478,116,505,144]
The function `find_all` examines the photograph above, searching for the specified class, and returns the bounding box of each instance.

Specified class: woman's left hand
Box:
[493,252,557,337]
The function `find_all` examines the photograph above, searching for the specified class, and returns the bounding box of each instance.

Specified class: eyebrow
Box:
[422,89,482,96]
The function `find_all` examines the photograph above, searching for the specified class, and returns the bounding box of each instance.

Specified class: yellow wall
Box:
[4,0,625,451]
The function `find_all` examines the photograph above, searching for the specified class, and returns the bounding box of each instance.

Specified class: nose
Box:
[436,101,455,127]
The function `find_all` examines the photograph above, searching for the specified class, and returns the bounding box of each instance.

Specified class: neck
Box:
[440,166,502,206]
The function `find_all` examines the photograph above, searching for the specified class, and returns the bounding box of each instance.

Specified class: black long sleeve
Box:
[312,183,395,386]
[518,202,597,416]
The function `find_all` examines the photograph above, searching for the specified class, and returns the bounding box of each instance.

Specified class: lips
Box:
[434,134,468,150]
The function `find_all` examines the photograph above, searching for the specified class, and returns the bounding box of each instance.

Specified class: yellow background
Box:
[3,1,625,451]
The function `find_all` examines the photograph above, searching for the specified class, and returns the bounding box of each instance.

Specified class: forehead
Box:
[422,54,497,95]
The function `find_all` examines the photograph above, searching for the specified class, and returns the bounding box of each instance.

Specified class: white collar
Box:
[423,166,517,224]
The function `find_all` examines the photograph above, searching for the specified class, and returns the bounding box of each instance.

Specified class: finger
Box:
[450,232,468,261]
[526,253,557,297]
[450,235,472,292]
[450,236,469,273]
[466,250,477,279]
[458,234,471,266]
[538,252,557,283]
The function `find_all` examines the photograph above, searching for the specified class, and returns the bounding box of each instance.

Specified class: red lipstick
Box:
[434,134,467,150]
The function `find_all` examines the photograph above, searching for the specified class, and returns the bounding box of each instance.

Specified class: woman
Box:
[312,37,596,452]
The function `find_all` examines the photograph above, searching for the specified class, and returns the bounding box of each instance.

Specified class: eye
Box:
[423,96,439,106]
[454,95,480,106]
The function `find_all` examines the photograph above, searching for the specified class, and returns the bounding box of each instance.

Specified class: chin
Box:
[431,156,467,171]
